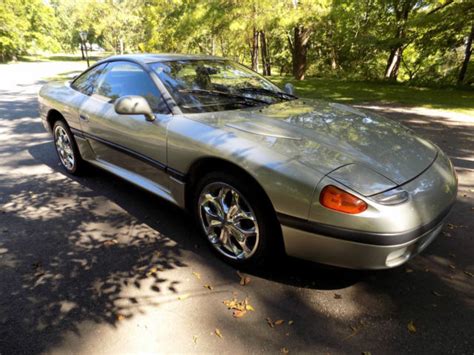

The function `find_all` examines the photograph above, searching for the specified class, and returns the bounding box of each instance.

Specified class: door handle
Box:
[79,114,89,122]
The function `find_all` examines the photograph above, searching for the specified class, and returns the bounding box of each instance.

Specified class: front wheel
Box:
[53,120,84,175]
[194,172,281,267]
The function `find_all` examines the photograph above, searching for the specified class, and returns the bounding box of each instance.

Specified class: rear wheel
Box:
[194,171,281,267]
[53,120,84,175]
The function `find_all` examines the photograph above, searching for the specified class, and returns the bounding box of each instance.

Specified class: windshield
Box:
[150,60,296,113]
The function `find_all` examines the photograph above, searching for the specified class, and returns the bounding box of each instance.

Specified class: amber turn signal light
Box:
[320,185,367,214]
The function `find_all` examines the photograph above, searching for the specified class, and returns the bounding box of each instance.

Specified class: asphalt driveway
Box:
[0,61,473,354]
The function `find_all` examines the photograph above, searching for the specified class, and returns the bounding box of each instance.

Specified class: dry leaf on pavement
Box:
[215,328,223,338]
[274,319,285,326]
[281,347,289,354]
[288,320,294,325]
[178,294,190,301]
[266,317,274,328]
[204,284,214,290]
[103,239,117,246]
[464,270,473,277]
[192,271,201,280]
[192,335,198,344]
[246,304,255,312]
[233,310,247,318]
[237,271,251,286]
[407,321,417,333]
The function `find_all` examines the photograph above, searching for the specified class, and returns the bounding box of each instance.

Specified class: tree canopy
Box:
[1,0,473,85]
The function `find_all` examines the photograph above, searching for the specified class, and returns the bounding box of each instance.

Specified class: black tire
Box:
[193,171,283,267]
[52,120,85,175]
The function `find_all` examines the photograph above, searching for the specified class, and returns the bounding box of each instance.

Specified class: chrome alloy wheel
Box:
[54,125,75,171]
[198,182,260,260]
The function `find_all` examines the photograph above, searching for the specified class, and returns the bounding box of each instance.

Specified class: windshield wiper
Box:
[238,87,297,101]
[178,89,269,105]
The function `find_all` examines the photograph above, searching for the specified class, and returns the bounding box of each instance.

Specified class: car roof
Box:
[98,53,225,65]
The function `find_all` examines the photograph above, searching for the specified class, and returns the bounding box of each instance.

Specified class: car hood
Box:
[185,99,438,194]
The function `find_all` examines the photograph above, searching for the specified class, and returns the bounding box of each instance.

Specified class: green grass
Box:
[45,70,83,82]
[18,53,108,63]
[271,76,474,116]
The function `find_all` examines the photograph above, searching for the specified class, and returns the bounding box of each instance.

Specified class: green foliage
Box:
[0,0,60,61]
[1,0,473,86]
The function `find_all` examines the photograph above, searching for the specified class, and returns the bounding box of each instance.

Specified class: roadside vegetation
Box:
[1,0,473,87]
[272,77,474,115]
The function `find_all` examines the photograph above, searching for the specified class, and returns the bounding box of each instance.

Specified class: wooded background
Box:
[1,0,473,86]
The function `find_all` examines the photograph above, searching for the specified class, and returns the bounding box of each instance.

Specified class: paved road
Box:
[0,62,473,354]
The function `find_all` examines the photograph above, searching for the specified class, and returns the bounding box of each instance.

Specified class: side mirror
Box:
[114,95,155,122]
[283,83,295,96]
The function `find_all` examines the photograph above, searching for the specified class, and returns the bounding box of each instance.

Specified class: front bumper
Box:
[280,213,447,269]
[279,150,457,269]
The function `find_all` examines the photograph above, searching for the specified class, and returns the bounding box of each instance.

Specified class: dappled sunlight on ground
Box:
[0,62,473,353]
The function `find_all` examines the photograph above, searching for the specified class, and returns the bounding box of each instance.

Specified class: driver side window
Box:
[95,61,169,114]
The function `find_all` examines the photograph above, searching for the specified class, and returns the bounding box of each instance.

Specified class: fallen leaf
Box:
[237,271,251,286]
[281,347,289,354]
[204,284,214,291]
[146,267,158,277]
[103,239,118,246]
[215,328,223,338]
[274,319,285,326]
[432,290,443,297]
[233,309,247,318]
[192,271,201,280]
[246,304,255,312]
[224,297,255,315]
[407,321,416,333]
[448,264,456,270]
[117,314,125,321]
[334,293,342,299]
[288,320,294,325]
[178,294,190,301]
[266,317,274,328]
[405,268,414,273]
[192,335,198,344]
[464,270,473,278]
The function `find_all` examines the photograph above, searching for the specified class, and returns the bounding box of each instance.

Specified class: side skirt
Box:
[87,158,186,207]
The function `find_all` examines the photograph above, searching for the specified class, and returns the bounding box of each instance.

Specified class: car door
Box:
[78,60,172,190]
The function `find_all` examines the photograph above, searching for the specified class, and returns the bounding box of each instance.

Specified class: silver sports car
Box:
[38,54,457,269]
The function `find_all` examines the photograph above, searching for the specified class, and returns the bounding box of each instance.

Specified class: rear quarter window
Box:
[71,63,108,96]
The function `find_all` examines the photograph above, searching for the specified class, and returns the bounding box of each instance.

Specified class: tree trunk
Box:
[260,30,271,76]
[292,26,311,80]
[211,35,216,56]
[384,0,414,80]
[384,45,403,79]
[251,28,259,71]
[330,47,337,71]
[458,24,474,85]
[119,38,124,55]
[80,42,85,60]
